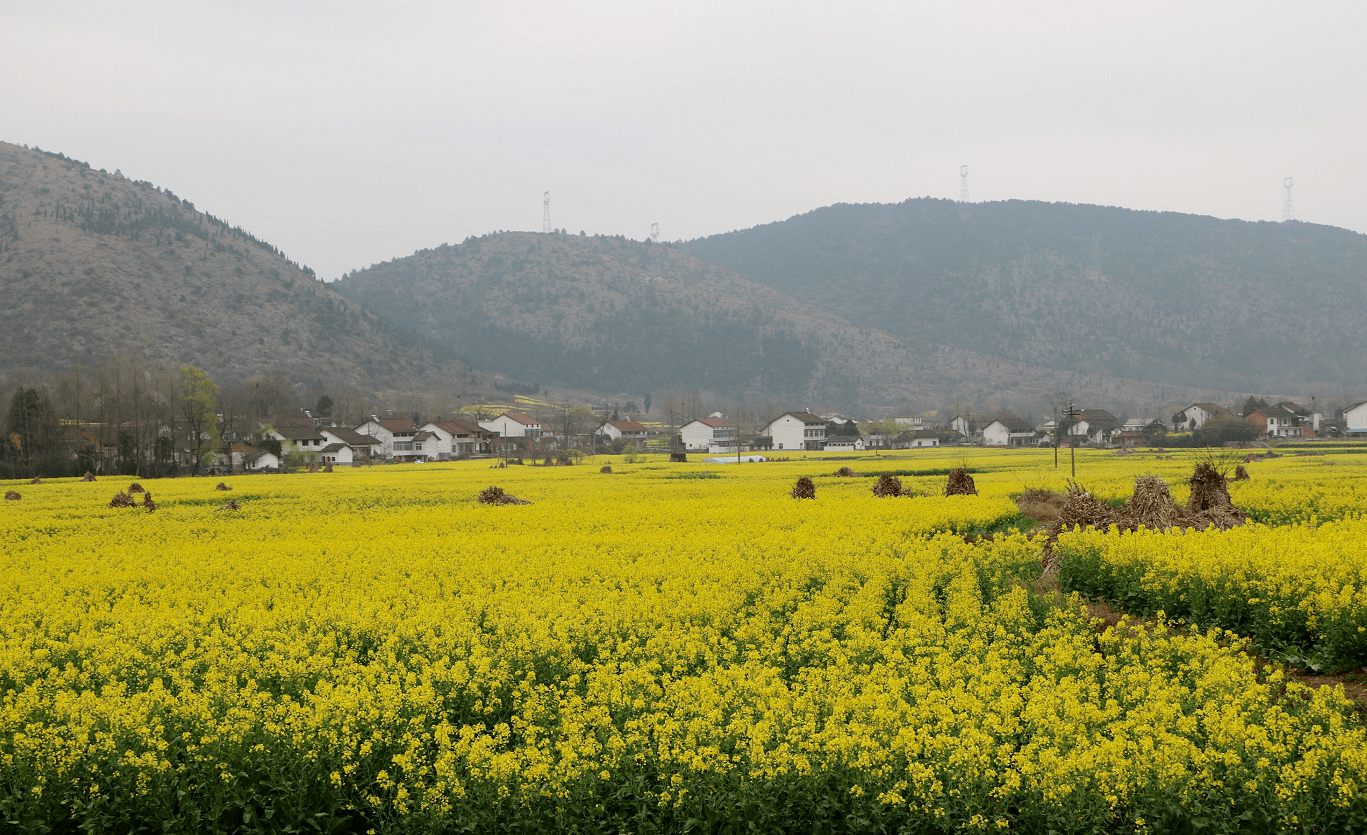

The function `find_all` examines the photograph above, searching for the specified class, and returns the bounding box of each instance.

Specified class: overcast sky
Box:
[5,1,1364,279]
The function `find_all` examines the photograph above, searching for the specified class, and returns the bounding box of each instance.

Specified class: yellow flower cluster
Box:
[1058,517,1367,671]
[0,452,1364,832]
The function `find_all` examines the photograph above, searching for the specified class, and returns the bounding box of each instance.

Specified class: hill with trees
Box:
[334,231,1252,415]
[0,142,464,390]
[676,198,1367,394]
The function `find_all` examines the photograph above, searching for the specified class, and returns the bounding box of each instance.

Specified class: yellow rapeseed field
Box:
[2,447,1366,833]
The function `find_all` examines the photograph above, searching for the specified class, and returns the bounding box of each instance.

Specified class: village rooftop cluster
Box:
[213,395,1361,473]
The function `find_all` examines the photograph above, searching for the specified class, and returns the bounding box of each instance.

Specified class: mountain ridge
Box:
[676,197,1367,394]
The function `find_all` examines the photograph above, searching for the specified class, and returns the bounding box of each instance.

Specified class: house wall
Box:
[480,416,540,438]
[767,415,825,451]
[681,422,733,451]
[982,422,1009,447]
[1347,404,1367,434]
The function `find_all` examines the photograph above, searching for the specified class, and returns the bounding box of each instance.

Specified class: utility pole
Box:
[959,165,971,221]
[1063,402,1083,478]
[543,191,551,233]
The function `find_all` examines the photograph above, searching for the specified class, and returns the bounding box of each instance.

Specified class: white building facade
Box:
[765,412,827,451]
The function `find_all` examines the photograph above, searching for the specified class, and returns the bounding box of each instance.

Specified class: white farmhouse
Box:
[823,435,865,452]
[479,412,543,439]
[1344,401,1367,436]
[981,415,1037,447]
[1173,403,1229,431]
[320,427,377,462]
[680,418,735,451]
[354,417,418,460]
[267,424,328,460]
[595,419,650,444]
[763,412,827,451]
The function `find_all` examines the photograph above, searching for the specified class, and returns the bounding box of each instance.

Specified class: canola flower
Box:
[0,453,1364,833]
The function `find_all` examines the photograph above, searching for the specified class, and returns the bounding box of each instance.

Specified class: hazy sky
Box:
[5,1,1364,279]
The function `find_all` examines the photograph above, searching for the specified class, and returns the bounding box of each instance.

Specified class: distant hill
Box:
[334,231,1253,414]
[0,141,462,388]
[677,198,1367,393]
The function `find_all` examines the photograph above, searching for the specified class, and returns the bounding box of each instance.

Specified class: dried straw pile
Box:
[29,477,40,485]
[142,492,156,512]
[872,473,903,497]
[1040,466,1250,573]
[834,466,862,477]
[945,468,977,496]
[1232,464,1250,481]
[215,500,241,512]
[215,482,233,491]
[478,486,531,505]
[791,476,816,500]
[80,472,96,482]
[109,491,136,508]
[600,465,613,474]
[1188,462,1234,513]
[5,490,19,501]
[128,483,146,494]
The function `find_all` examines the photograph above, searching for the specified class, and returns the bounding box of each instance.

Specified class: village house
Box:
[1245,404,1304,439]
[595,419,651,445]
[478,412,543,440]
[266,424,329,461]
[319,427,378,463]
[893,430,941,449]
[764,412,827,451]
[679,417,736,452]
[981,414,1037,447]
[949,413,992,445]
[1173,403,1229,431]
[354,417,418,460]
[822,434,866,452]
[1345,401,1367,436]
[244,449,281,471]
[1068,409,1121,447]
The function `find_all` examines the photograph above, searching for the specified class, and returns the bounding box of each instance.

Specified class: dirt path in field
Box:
[1012,492,1367,708]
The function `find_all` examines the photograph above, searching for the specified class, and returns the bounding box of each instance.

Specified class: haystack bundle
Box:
[80,472,96,482]
[945,467,977,496]
[834,466,862,477]
[214,482,232,491]
[29,477,40,485]
[128,483,146,494]
[1232,464,1250,481]
[1187,462,1234,513]
[1123,476,1186,532]
[109,491,136,508]
[5,490,19,501]
[478,485,531,505]
[215,500,241,512]
[791,476,816,500]
[600,465,613,474]
[872,473,903,497]
[142,492,156,512]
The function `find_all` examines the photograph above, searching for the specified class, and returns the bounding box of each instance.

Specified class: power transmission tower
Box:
[543,191,551,233]
[1283,177,1295,222]
[959,165,971,221]
[650,223,659,240]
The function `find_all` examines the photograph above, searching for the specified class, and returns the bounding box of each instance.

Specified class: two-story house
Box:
[478,412,543,439]
[354,417,418,460]
[764,412,827,451]
[679,418,735,452]
[596,419,651,445]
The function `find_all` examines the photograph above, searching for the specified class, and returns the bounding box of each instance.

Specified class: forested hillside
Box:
[335,231,1251,414]
[677,198,1367,392]
[0,142,463,389]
